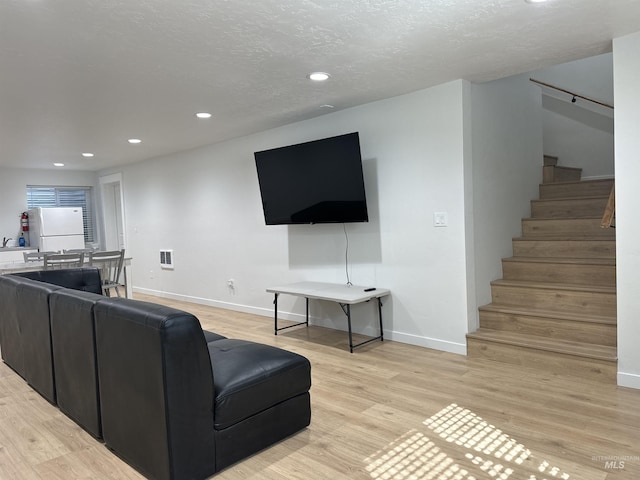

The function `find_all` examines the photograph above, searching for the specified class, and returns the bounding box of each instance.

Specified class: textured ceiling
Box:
[1,0,639,171]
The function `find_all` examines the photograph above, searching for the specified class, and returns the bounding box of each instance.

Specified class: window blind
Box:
[26,186,95,243]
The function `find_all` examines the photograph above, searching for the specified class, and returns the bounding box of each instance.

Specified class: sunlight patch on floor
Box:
[364,403,573,480]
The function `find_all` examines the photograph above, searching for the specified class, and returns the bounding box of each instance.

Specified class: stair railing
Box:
[529,78,614,110]
[601,185,615,228]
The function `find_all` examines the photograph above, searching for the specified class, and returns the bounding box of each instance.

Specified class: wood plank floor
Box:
[1,293,639,479]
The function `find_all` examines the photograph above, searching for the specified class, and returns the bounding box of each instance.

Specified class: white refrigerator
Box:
[28,207,86,252]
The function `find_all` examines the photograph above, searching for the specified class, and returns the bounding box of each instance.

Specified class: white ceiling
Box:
[2,0,639,171]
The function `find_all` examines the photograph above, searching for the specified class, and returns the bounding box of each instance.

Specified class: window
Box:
[27,186,96,243]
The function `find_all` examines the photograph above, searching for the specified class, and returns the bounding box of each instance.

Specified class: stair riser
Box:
[512,240,616,259]
[467,338,616,383]
[502,261,616,287]
[522,218,615,237]
[531,198,609,218]
[478,310,616,347]
[543,165,582,184]
[491,284,616,316]
[539,180,614,199]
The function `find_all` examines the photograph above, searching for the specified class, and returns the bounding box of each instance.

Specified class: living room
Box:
[1,1,640,478]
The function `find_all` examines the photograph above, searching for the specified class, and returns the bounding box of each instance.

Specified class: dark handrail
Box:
[530,78,614,110]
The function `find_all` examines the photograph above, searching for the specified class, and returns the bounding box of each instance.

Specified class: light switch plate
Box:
[433,212,448,227]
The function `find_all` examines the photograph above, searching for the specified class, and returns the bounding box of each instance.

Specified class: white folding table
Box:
[266,281,390,353]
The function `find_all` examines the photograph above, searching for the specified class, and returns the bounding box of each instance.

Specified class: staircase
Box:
[467,160,616,383]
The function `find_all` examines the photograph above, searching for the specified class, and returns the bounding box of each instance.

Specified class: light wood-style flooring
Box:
[1,293,639,479]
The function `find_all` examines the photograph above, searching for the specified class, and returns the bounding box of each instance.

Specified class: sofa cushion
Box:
[17,279,62,403]
[204,330,226,343]
[208,339,311,430]
[0,275,27,377]
[49,288,105,438]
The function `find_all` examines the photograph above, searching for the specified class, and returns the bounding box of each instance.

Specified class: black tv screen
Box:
[254,132,369,225]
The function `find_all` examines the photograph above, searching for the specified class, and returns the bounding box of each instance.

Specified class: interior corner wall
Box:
[462,81,477,337]
[532,53,614,179]
[541,108,614,179]
[470,74,543,327]
[0,167,98,247]
[105,79,471,355]
[613,30,640,389]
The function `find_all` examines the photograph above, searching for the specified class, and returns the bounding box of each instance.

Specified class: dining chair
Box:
[88,249,126,297]
[43,252,85,270]
[63,248,94,255]
[24,251,56,262]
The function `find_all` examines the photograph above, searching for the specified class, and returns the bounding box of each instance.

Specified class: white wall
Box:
[534,53,614,106]
[106,80,472,354]
[532,53,614,179]
[0,167,97,247]
[613,31,640,389]
[541,106,614,179]
[469,74,543,323]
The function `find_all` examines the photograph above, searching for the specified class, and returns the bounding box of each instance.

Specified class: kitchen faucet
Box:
[2,237,12,247]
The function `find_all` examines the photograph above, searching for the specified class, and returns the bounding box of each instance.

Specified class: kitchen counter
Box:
[0,248,38,263]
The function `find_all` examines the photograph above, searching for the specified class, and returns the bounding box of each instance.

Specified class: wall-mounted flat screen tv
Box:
[254,132,369,225]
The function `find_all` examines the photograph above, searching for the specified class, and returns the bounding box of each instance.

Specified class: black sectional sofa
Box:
[0,268,311,480]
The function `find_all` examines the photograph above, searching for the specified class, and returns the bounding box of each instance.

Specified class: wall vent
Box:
[160,249,174,269]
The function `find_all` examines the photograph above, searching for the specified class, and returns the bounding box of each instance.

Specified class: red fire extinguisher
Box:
[21,212,29,232]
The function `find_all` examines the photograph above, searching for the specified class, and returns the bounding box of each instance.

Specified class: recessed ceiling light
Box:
[82,152,94,157]
[195,112,212,119]
[308,72,330,81]
[128,138,142,144]
[53,163,64,167]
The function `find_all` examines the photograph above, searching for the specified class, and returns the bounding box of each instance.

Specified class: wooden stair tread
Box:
[478,303,616,325]
[524,216,604,220]
[539,179,614,199]
[532,195,610,203]
[521,217,616,235]
[502,256,615,266]
[491,278,616,294]
[514,235,616,244]
[467,329,617,362]
[513,236,615,242]
[550,166,582,172]
[520,233,616,239]
[538,178,613,187]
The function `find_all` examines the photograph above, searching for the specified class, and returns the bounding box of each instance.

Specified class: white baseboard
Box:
[617,371,640,390]
[386,330,467,355]
[133,287,467,356]
[133,287,303,321]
